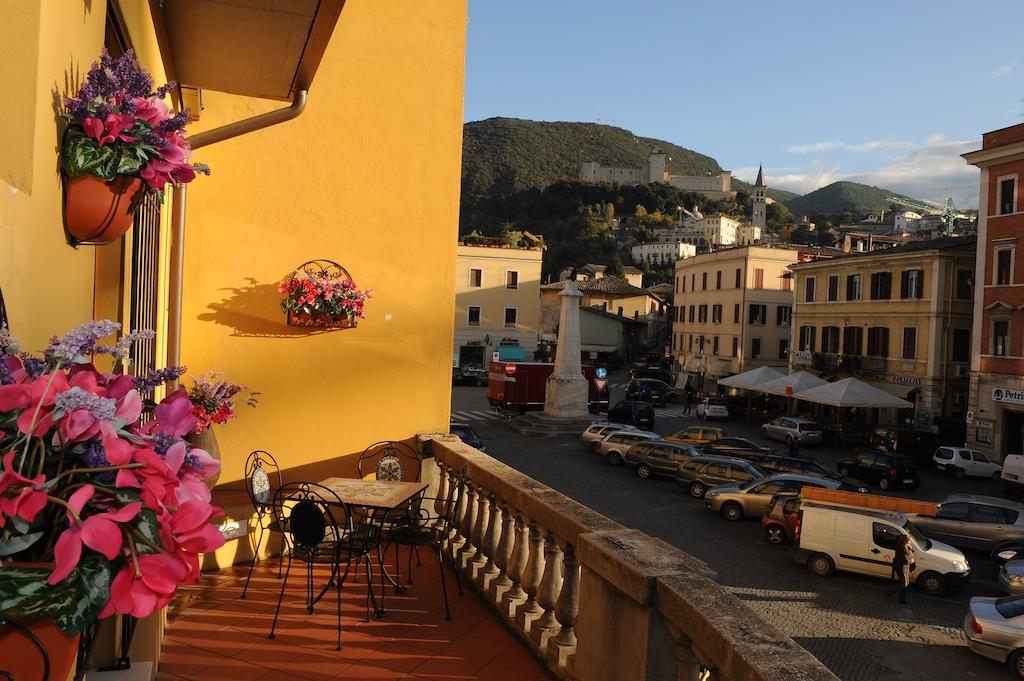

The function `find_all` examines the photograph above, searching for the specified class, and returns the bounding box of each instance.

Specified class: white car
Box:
[581,422,636,446]
[592,431,659,465]
[696,398,729,420]
[760,417,823,445]
[934,446,1002,480]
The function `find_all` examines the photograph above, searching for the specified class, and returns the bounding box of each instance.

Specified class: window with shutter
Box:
[902,327,917,359]
[846,273,862,301]
[827,275,839,301]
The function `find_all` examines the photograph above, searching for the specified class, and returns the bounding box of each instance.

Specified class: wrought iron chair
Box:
[356,441,425,584]
[267,482,380,651]
[387,467,467,619]
[241,450,285,599]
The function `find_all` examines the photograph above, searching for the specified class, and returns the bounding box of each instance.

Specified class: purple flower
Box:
[54,386,117,421]
[156,110,189,136]
[134,366,188,394]
[19,355,46,380]
[0,357,12,386]
[154,81,177,99]
[81,441,115,485]
[45,320,122,367]
[0,324,18,356]
[150,432,179,456]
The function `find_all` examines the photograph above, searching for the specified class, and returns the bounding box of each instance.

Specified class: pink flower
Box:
[99,553,189,619]
[130,96,169,126]
[141,388,197,438]
[116,449,179,511]
[0,451,47,528]
[82,114,137,147]
[49,485,141,584]
[17,372,70,436]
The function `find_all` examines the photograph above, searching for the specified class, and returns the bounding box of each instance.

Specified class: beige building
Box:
[789,237,975,431]
[672,246,800,389]
[455,243,544,368]
[698,214,741,246]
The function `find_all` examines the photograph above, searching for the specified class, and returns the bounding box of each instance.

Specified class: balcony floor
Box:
[158,549,551,681]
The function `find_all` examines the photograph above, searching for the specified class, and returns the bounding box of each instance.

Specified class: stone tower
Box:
[647,150,667,183]
[752,165,767,230]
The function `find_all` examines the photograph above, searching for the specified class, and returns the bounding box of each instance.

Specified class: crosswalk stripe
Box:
[451,410,500,423]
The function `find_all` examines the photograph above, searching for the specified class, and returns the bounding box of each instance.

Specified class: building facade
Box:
[738,224,762,246]
[964,123,1024,460]
[672,246,799,389]
[455,244,543,368]
[630,240,696,266]
[789,238,976,431]
[697,214,741,246]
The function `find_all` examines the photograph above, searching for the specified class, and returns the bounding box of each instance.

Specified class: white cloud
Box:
[786,139,913,154]
[989,60,1016,78]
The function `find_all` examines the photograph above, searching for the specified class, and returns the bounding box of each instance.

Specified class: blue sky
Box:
[465,0,1024,208]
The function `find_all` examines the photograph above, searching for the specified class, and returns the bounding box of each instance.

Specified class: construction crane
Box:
[886,195,960,236]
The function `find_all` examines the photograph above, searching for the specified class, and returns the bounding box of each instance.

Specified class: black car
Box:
[701,437,774,459]
[607,400,655,430]
[869,426,940,465]
[838,450,919,490]
[625,379,678,406]
[450,422,484,450]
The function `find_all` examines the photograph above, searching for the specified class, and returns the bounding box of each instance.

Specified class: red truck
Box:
[487,361,609,414]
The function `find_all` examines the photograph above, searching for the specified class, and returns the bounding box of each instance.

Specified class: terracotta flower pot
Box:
[288,311,356,329]
[187,427,222,489]
[62,174,142,245]
[0,563,81,681]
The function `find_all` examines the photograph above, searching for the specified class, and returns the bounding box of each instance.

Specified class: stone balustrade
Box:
[425,435,839,681]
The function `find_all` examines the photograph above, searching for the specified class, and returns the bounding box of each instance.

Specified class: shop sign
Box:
[993,388,1024,405]
[890,375,922,385]
[792,350,813,361]
[976,419,994,445]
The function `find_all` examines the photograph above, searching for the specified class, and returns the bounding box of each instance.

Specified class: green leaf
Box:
[133,508,164,554]
[0,557,113,635]
[0,532,44,557]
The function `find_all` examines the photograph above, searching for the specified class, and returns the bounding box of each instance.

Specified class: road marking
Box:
[450,409,501,423]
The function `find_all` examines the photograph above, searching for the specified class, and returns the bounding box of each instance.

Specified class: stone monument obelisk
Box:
[544,280,589,418]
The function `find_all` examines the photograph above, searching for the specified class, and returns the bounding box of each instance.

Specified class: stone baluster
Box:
[477,495,501,589]
[469,485,489,574]
[514,521,545,631]
[447,466,467,550]
[487,504,515,603]
[433,461,449,529]
[548,541,580,667]
[664,624,708,681]
[530,533,563,650]
[501,514,529,617]
[457,483,477,565]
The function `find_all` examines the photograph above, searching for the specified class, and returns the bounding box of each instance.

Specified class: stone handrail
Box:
[424,434,839,681]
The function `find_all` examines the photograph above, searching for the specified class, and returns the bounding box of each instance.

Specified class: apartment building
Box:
[455,243,544,369]
[964,123,1024,460]
[789,237,975,431]
[672,246,799,390]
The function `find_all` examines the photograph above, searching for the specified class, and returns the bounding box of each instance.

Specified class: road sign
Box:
[492,352,500,362]
[966,410,974,424]
[596,367,608,379]
[594,378,608,392]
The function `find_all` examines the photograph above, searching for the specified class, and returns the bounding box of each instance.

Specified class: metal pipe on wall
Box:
[165,90,308,374]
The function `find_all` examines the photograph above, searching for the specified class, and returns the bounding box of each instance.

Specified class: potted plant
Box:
[0,321,225,680]
[279,261,373,328]
[184,373,258,488]
[61,49,209,245]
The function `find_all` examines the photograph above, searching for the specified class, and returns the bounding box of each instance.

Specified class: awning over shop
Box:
[718,365,786,390]
[755,371,828,397]
[794,377,913,409]
[497,346,527,361]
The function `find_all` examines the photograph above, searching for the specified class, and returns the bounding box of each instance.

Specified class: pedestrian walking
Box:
[891,534,916,605]
[788,436,800,458]
[682,388,693,414]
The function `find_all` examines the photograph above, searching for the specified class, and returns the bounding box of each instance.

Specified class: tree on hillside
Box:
[609,254,626,279]
[767,202,794,229]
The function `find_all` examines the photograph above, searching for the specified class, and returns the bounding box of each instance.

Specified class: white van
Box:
[1002,454,1024,497]
[793,501,970,596]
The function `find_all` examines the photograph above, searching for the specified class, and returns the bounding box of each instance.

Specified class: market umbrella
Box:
[717,365,786,391]
[793,377,913,409]
[755,371,829,397]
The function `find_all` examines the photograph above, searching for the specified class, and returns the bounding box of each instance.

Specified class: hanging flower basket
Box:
[60,49,209,246]
[279,260,372,329]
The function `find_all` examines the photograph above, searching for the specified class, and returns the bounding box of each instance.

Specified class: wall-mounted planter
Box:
[280,259,371,329]
[62,174,142,246]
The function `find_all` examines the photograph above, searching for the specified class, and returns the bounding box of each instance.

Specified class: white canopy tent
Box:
[754,371,828,397]
[793,377,914,409]
[717,366,786,391]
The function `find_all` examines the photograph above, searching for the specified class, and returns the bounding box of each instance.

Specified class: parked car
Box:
[909,495,1024,553]
[624,441,702,479]
[704,473,857,521]
[760,417,823,446]
[701,437,774,459]
[696,398,729,420]
[1006,455,1024,497]
[451,366,464,385]
[934,446,1002,480]
[870,426,941,465]
[581,422,636,447]
[460,366,489,386]
[1000,562,1024,596]
[996,546,1024,567]
[592,431,660,466]
[607,399,655,430]
[665,425,725,445]
[964,594,1024,678]
[837,450,919,491]
[761,492,801,545]
[625,379,678,406]
[676,456,764,499]
[795,501,969,596]
[449,422,484,451]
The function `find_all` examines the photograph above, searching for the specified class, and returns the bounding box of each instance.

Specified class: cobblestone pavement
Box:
[452,380,1011,681]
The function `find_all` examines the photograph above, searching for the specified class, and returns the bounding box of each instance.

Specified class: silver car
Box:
[1001,562,1024,596]
[704,473,848,521]
[760,417,823,445]
[965,595,1024,678]
[623,441,702,479]
[909,494,1024,552]
[581,422,636,446]
[592,431,659,465]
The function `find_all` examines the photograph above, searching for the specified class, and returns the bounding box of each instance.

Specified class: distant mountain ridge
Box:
[785,181,922,218]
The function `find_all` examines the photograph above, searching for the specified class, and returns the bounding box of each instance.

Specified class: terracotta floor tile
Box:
[360,640,435,674]
[190,655,269,681]
[158,641,224,679]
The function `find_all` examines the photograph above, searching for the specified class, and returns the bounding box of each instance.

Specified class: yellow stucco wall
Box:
[181,0,467,483]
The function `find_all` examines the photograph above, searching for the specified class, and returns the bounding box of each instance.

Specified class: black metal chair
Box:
[267,482,380,651]
[387,467,467,619]
[241,450,285,599]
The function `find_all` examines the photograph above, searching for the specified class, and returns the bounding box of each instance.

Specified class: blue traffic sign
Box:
[596,367,608,379]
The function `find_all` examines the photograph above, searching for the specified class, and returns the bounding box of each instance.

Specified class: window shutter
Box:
[900,271,909,299]
[916,271,924,298]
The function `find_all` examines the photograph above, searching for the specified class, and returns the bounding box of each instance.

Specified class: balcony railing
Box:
[809,353,888,377]
[426,436,839,681]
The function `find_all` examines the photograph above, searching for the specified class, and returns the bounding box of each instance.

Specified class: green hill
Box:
[785,181,921,218]
[461,117,794,226]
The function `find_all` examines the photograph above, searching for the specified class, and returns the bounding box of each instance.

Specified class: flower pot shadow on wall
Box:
[62,174,143,246]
